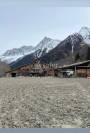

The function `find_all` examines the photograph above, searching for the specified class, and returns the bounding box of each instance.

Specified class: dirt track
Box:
[0,77,90,128]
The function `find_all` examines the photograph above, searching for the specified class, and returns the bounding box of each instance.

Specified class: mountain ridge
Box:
[0,37,60,63]
[1,26,90,68]
[10,26,90,69]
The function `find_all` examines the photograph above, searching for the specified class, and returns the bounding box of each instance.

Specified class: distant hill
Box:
[0,60,10,77]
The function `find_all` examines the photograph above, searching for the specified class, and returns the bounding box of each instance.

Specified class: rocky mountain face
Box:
[40,33,83,64]
[0,37,60,63]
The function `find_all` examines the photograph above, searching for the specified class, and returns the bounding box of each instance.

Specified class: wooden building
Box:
[6,60,90,78]
[6,61,58,77]
[58,60,90,78]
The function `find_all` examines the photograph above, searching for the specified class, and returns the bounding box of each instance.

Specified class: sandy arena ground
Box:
[0,77,90,128]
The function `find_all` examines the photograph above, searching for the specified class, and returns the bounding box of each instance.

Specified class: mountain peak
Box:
[79,26,90,45]
[43,36,50,39]
[80,26,90,30]
[42,36,52,41]
[79,26,90,34]
[32,37,60,58]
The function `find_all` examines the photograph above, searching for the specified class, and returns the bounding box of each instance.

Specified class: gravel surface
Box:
[0,77,90,128]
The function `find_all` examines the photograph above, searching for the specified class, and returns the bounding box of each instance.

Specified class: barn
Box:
[6,61,58,77]
[58,60,90,78]
[6,60,90,78]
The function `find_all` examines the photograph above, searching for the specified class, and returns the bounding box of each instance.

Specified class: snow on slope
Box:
[33,37,60,58]
[0,55,25,64]
[2,45,34,56]
[34,37,60,52]
[79,26,90,45]
[0,45,34,63]
[0,37,60,63]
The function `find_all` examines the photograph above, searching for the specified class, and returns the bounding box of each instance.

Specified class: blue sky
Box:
[0,0,90,54]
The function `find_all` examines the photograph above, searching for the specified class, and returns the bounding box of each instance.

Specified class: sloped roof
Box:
[59,60,90,69]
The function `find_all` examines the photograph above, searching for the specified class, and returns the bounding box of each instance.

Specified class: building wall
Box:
[47,68,55,76]
[6,72,12,77]
[76,68,90,77]
[87,68,90,77]
[6,63,57,77]
[76,68,87,77]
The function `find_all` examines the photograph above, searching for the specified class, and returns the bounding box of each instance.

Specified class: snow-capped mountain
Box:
[40,33,83,64]
[3,45,34,56]
[34,37,60,52]
[79,26,90,45]
[11,33,83,69]
[0,45,34,63]
[0,37,60,63]
[32,37,60,58]
[2,26,90,64]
